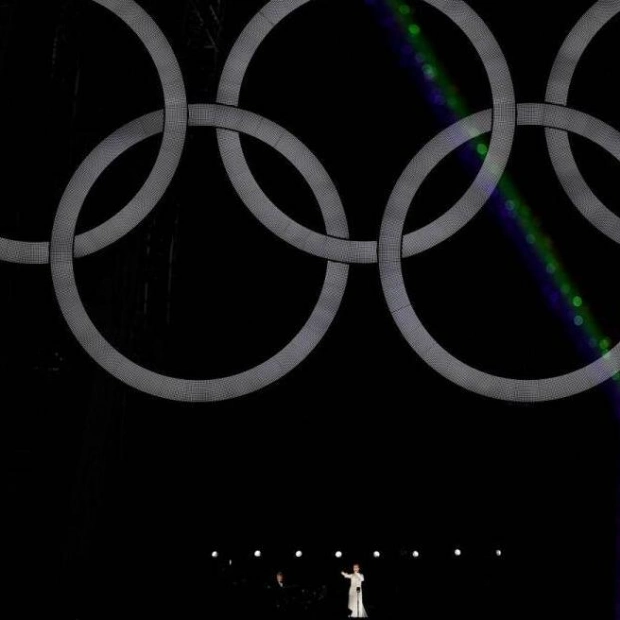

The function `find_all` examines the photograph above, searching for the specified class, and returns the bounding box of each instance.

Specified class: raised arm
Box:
[341,571,352,579]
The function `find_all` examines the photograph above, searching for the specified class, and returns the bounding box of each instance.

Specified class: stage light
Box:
[412,550,420,558]
[295,550,302,558]
[454,549,462,556]
[211,551,218,558]
[496,549,502,557]
[254,550,261,558]
[335,551,343,558]
[373,551,381,558]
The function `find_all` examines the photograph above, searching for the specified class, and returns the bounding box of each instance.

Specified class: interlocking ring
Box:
[379,102,620,402]
[4,0,620,402]
[50,105,349,402]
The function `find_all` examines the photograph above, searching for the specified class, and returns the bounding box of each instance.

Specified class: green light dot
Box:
[476,143,488,156]
[546,263,556,274]
[574,315,584,327]
[408,23,421,36]
[423,64,436,79]
[601,338,611,349]
[399,4,411,15]
[526,234,535,244]
[572,296,583,308]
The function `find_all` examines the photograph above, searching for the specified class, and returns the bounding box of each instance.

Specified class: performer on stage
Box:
[341,563,368,617]
[269,570,290,615]
[275,571,286,589]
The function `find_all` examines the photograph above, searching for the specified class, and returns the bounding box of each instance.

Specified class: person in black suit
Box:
[269,570,290,615]
[275,571,286,588]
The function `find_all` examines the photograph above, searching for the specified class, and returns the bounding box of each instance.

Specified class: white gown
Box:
[342,572,368,617]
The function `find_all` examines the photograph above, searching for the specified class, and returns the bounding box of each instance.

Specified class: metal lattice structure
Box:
[182,0,225,95]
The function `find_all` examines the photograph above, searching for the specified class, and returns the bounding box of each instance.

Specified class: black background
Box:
[3,0,620,618]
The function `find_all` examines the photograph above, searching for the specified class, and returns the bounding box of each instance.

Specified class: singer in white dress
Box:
[341,563,368,617]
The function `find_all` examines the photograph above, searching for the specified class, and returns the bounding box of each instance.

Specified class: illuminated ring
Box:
[0,0,187,265]
[50,104,349,402]
[545,0,620,245]
[379,102,620,402]
[216,0,516,264]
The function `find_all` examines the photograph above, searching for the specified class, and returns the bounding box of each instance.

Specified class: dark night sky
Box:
[4,1,620,617]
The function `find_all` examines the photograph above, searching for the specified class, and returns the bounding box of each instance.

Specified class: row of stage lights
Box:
[210,549,503,559]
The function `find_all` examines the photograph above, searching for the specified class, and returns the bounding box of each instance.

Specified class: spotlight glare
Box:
[254,550,261,558]
[412,550,420,558]
[211,551,218,558]
[373,550,381,558]
[454,549,462,556]
[335,551,343,558]
[295,550,302,558]
[496,549,502,557]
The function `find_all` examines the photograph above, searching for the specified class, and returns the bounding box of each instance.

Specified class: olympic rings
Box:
[4,0,620,403]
